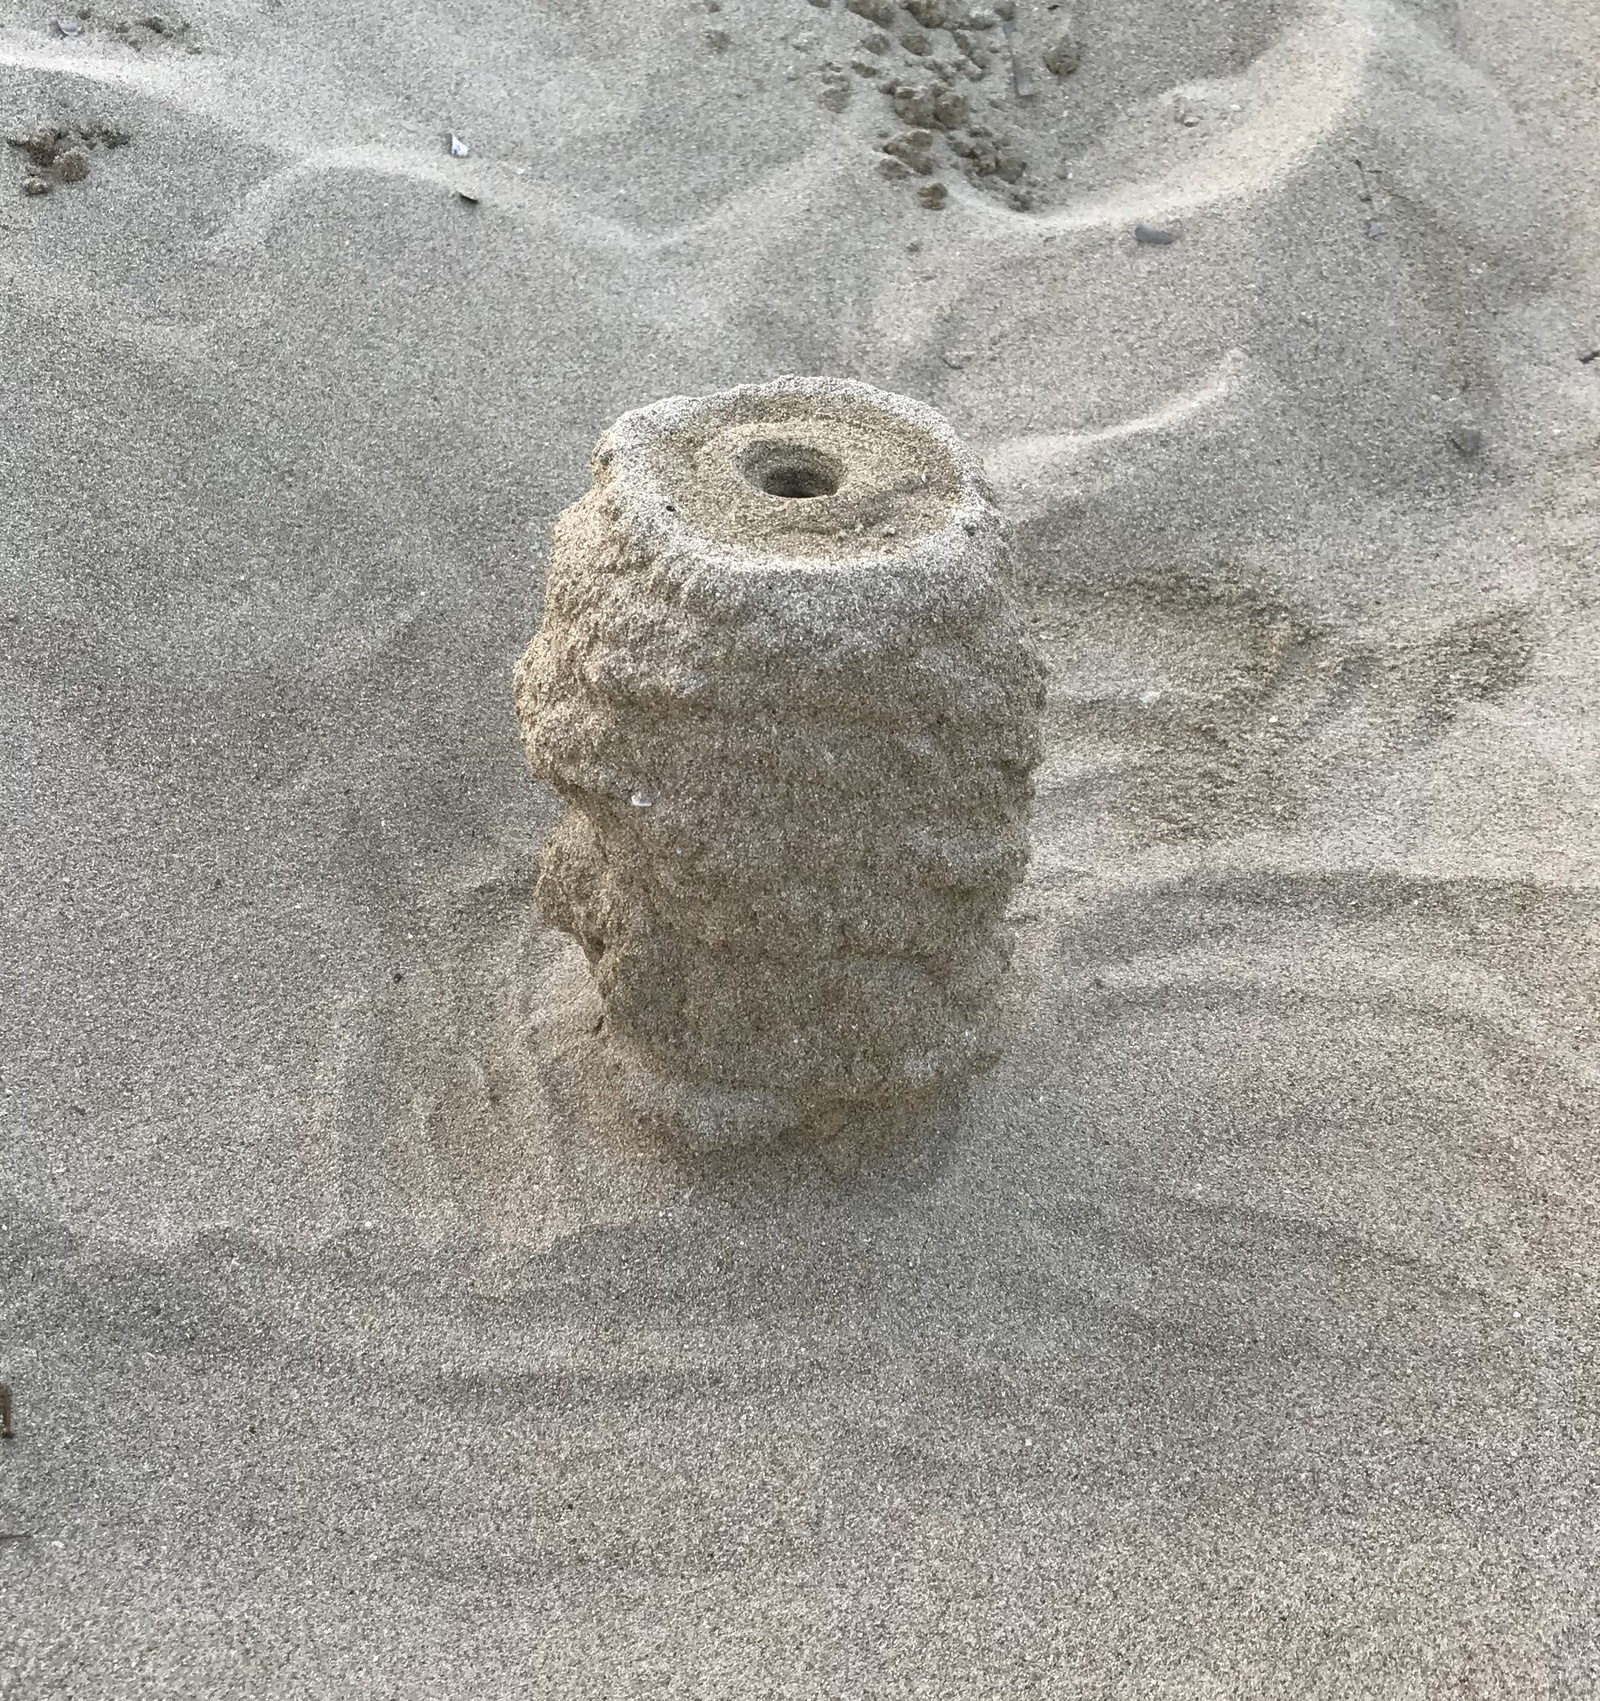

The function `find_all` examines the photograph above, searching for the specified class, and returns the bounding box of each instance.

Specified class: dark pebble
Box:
[1133,222,1177,245]
[1449,424,1484,456]
[1041,28,1079,75]
[918,182,948,209]
[15,126,60,166]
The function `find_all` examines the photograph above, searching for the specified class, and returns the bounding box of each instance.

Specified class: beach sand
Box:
[2,0,1598,1693]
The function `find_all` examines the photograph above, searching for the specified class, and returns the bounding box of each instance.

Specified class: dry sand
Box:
[3,0,1599,1693]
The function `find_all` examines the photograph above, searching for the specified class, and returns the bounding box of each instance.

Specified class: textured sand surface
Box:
[516,376,1044,1147]
[3,0,1598,1694]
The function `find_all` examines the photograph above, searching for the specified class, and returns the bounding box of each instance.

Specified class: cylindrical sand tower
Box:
[514,376,1043,1145]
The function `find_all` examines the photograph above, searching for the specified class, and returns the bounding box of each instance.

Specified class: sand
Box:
[2,0,1598,1693]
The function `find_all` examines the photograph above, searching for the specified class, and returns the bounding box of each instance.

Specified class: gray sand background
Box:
[3,0,1598,1693]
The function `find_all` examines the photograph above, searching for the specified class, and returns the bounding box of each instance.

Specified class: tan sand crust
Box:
[514,376,1045,1144]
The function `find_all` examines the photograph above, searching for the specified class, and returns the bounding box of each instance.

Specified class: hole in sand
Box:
[741,442,843,500]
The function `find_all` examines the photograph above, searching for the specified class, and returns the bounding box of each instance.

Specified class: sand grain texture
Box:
[2,0,1598,1695]
[515,376,1044,1147]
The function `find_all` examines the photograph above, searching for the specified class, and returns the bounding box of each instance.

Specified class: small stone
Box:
[17,127,59,167]
[55,16,83,35]
[901,28,931,54]
[449,133,469,157]
[953,135,999,174]
[57,148,89,182]
[961,5,999,26]
[1041,28,1080,75]
[932,88,969,128]
[1366,217,1386,239]
[844,0,895,23]
[1133,221,1178,244]
[918,182,948,209]
[21,175,49,196]
[893,87,937,126]
[859,29,890,51]
[807,0,831,8]
[904,0,951,24]
[137,12,167,31]
[878,157,910,179]
[1449,424,1484,456]
[993,0,1015,17]
[882,133,934,174]
[1180,111,1201,126]
[994,146,1026,182]
[704,28,731,50]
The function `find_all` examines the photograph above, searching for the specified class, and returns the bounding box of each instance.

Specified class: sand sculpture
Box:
[514,376,1043,1143]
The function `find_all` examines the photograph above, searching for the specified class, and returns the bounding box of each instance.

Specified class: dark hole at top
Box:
[758,461,841,499]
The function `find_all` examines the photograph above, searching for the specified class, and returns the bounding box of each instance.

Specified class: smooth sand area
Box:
[3,0,1598,1694]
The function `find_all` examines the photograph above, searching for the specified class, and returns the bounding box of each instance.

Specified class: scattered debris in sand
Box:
[9,118,123,195]
[1134,221,1178,245]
